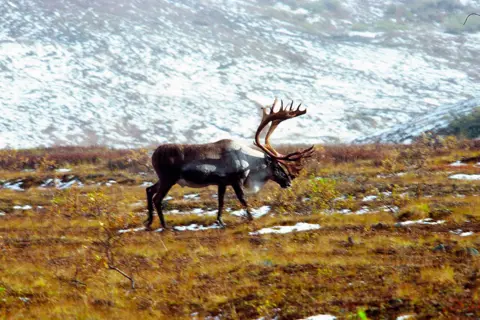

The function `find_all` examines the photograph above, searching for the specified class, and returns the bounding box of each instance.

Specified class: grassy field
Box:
[0,137,480,319]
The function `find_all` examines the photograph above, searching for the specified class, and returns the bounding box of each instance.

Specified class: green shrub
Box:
[397,203,430,221]
[308,176,339,211]
[52,188,117,218]
[438,107,480,138]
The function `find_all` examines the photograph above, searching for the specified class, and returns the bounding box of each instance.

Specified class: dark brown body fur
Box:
[146,139,290,229]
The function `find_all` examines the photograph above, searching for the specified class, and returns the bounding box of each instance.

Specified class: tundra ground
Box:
[0,138,479,319]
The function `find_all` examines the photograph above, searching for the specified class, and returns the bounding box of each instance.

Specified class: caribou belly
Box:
[177,178,210,188]
[176,147,260,188]
[178,162,228,188]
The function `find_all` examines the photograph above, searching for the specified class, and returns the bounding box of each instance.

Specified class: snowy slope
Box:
[0,0,480,148]
[353,97,480,143]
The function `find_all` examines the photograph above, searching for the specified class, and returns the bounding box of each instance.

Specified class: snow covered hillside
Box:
[354,97,480,143]
[0,0,479,148]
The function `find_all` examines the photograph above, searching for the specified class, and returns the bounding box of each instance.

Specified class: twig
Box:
[71,266,86,287]
[464,13,480,25]
[107,264,135,289]
[105,238,136,289]
[159,238,168,251]
[70,279,87,287]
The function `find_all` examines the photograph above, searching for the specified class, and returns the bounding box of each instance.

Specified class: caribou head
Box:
[145,99,314,229]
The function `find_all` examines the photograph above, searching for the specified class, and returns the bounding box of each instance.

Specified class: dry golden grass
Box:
[0,140,479,319]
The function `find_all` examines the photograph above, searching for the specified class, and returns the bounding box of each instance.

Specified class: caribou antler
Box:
[254,98,315,177]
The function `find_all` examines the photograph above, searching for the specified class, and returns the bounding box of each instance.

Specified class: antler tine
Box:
[289,100,294,111]
[281,145,315,162]
[261,98,276,121]
[277,145,315,178]
[255,98,285,159]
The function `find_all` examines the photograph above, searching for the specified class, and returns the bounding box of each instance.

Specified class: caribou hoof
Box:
[144,219,153,229]
[216,220,226,228]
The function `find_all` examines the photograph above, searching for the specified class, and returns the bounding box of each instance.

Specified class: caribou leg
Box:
[216,184,226,228]
[152,180,175,229]
[232,183,253,221]
[145,182,159,228]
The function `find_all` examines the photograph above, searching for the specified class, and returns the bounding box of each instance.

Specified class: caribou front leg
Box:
[216,184,227,228]
[232,183,253,221]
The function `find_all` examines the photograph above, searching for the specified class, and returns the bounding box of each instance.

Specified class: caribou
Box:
[145,99,314,229]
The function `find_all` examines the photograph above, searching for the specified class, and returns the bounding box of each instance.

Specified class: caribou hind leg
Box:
[152,179,176,229]
[232,183,253,221]
[145,182,159,229]
[216,184,227,228]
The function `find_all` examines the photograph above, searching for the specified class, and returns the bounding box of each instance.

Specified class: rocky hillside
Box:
[1,0,480,148]
[354,97,480,143]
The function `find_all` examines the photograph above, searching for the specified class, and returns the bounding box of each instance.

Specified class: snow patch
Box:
[2,180,24,191]
[250,222,320,235]
[395,218,445,227]
[164,207,216,216]
[105,180,117,187]
[173,224,222,231]
[41,178,83,189]
[231,206,271,218]
[118,226,164,233]
[381,205,399,213]
[376,172,406,178]
[55,168,71,173]
[13,205,33,210]
[355,206,370,215]
[183,193,200,200]
[362,195,377,202]
[449,174,480,181]
[59,179,83,189]
[301,314,336,320]
[348,31,383,38]
[118,227,146,234]
[273,3,309,15]
[449,161,466,167]
[450,229,474,237]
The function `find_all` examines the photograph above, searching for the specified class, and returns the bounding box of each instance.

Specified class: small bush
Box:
[52,188,118,218]
[320,144,389,164]
[437,107,480,139]
[428,203,452,219]
[420,266,455,284]
[381,150,402,174]
[308,177,339,211]
[397,203,430,221]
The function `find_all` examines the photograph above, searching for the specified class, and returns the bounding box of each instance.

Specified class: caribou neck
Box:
[239,145,270,194]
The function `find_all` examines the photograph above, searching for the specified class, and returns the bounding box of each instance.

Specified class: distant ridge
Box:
[353,97,480,144]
